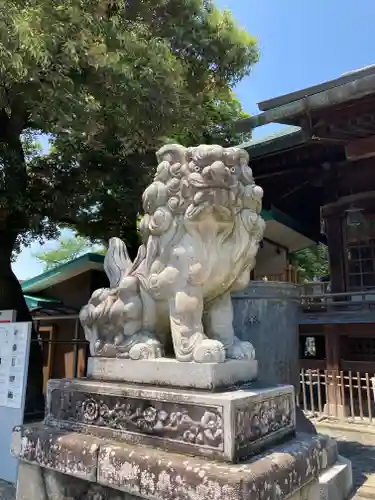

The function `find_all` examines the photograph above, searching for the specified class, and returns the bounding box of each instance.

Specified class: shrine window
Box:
[345,213,375,291]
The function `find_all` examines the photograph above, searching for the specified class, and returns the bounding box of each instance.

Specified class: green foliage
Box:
[33,234,105,271]
[290,244,329,283]
[0,0,259,266]
[22,131,43,161]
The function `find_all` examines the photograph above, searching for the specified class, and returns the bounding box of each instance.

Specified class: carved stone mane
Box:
[80,144,265,363]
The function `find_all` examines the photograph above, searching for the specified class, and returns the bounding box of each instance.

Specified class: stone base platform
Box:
[12,424,351,500]
[87,357,258,390]
[319,455,352,500]
[45,378,295,462]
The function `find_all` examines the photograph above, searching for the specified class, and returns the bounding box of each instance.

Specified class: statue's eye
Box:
[194,166,200,172]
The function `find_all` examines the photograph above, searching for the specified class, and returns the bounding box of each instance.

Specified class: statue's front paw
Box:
[193,339,226,363]
[227,338,256,360]
[93,338,104,354]
[128,339,164,360]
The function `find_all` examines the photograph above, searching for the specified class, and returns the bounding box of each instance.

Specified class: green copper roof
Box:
[240,126,301,148]
[22,252,104,293]
[24,294,61,310]
[239,126,310,159]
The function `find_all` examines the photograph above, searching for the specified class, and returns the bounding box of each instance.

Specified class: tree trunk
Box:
[0,107,44,418]
[0,228,44,420]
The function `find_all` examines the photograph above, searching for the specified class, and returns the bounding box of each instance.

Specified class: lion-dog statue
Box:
[80,144,265,363]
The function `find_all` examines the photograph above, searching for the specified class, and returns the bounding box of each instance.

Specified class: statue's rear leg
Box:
[116,331,164,360]
[116,290,165,360]
[169,284,226,363]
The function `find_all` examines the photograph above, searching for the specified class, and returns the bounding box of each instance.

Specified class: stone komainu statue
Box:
[80,144,265,363]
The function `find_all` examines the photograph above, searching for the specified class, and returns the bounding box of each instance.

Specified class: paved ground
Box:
[316,422,375,499]
[339,440,375,499]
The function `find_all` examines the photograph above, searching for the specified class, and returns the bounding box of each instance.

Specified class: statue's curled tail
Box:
[104,237,133,288]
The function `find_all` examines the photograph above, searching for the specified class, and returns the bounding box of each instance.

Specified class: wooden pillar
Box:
[325,214,346,293]
[324,324,346,417]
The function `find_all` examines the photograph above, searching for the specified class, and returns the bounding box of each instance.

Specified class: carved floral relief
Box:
[235,394,293,449]
[50,390,223,449]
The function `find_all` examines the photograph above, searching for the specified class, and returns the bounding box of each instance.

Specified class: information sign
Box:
[0,322,32,483]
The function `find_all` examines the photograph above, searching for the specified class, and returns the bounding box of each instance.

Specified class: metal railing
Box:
[300,289,375,313]
[300,368,375,423]
[31,314,88,380]
[24,313,88,421]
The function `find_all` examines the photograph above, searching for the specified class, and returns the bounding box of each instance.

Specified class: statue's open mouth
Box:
[189,172,235,191]
[200,183,231,189]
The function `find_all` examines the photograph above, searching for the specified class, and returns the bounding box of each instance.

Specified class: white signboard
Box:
[0,322,30,409]
[0,310,16,324]
[0,322,32,484]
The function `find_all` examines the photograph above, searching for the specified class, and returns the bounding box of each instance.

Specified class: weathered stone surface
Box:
[16,463,47,500]
[15,460,349,500]
[12,422,346,500]
[232,281,300,392]
[11,424,99,481]
[319,455,352,500]
[16,462,89,500]
[234,387,295,460]
[288,480,320,500]
[16,462,139,500]
[97,432,337,500]
[232,281,317,435]
[14,465,342,500]
[45,378,295,462]
[87,357,258,389]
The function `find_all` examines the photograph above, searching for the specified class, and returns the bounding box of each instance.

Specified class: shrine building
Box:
[238,65,375,416]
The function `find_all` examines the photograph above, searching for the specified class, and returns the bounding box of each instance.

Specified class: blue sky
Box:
[13,0,375,280]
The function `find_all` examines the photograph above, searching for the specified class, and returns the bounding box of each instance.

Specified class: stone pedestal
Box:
[232,281,300,394]
[232,282,316,434]
[87,357,258,390]
[45,378,294,462]
[12,358,352,500]
[13,424,346,500]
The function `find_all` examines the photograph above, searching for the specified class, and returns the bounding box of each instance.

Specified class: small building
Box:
[22,253,108,400]
[251,208,315,281]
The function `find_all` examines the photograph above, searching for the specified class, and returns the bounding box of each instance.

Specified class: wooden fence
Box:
[300,368,375,422]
